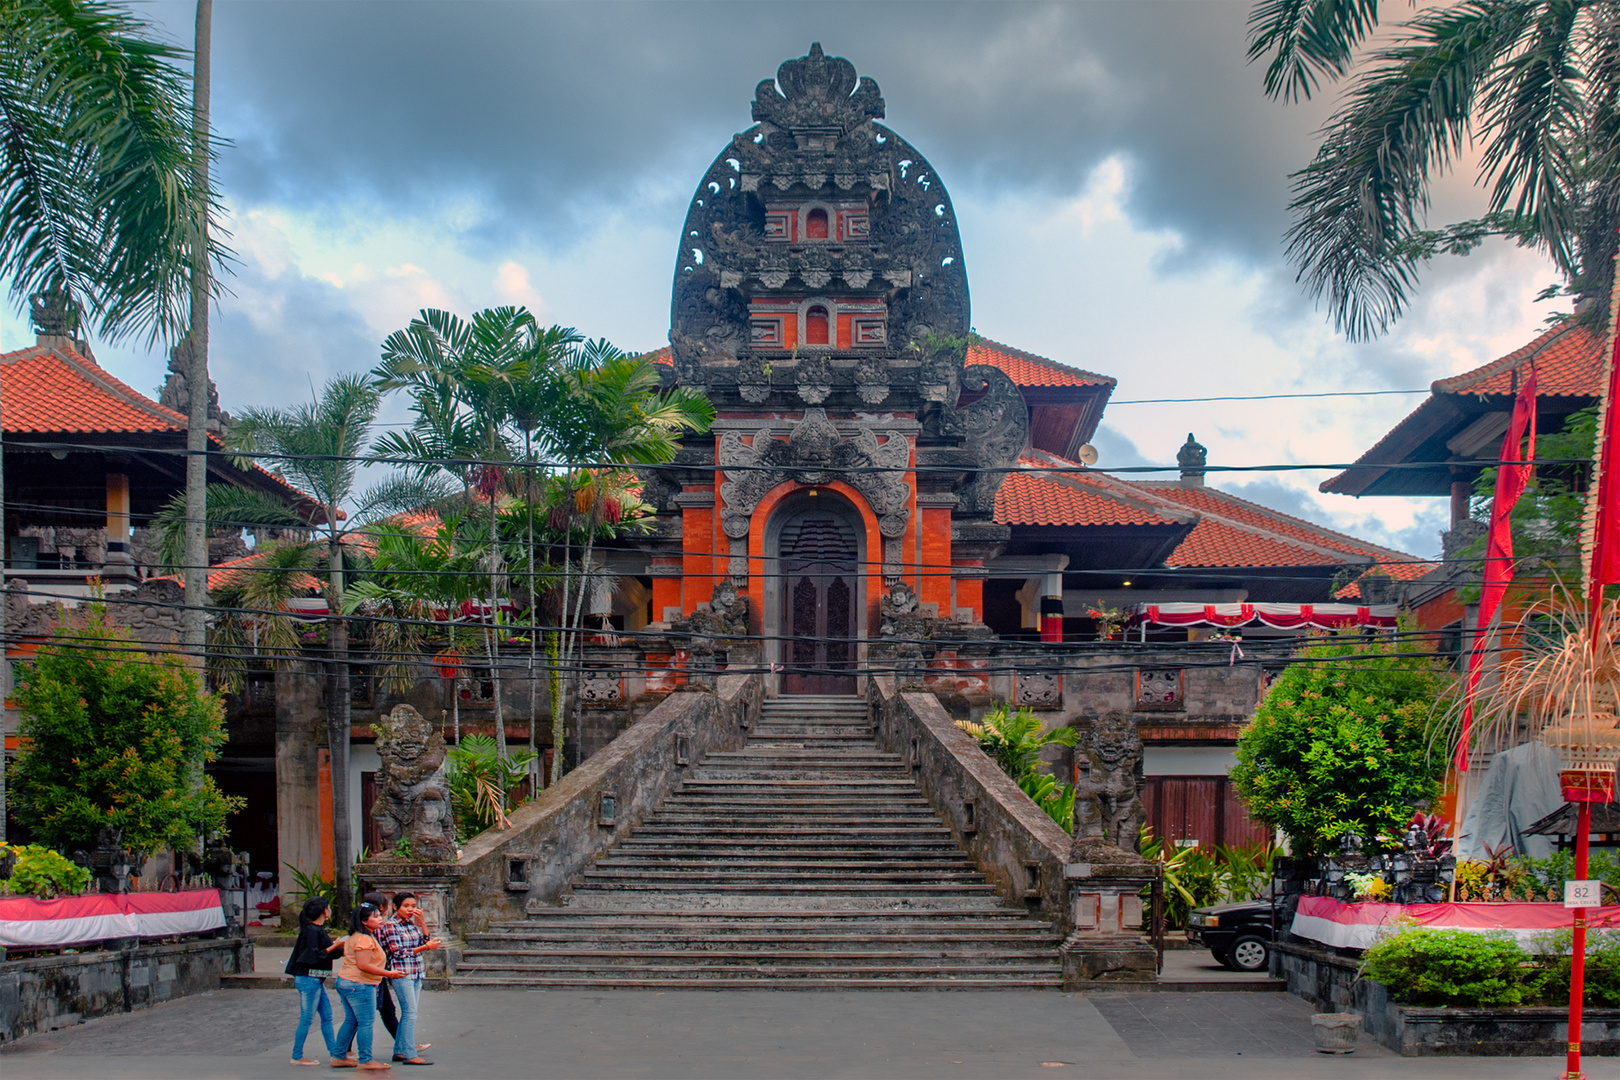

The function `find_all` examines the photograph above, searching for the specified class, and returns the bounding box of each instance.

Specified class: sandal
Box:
[356,1064,392,1072]
[400,1060,433,1067]
[329,1060,357,1069]
[292,1060,321,1067]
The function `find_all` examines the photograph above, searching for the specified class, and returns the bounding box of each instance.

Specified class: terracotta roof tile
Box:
[1130,481,1432,572]
[1433,321,1605,397]
[966,338,1113,389]
[1,345,186,433]
[995,451,1187,527]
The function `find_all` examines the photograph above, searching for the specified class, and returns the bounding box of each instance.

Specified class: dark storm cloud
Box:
[159,1,1323,266]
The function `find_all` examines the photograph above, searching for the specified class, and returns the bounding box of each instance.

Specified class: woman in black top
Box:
[288,897,346,1066]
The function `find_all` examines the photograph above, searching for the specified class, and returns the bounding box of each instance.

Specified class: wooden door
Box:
[1141,775,1270,851]
[780,515,857,695]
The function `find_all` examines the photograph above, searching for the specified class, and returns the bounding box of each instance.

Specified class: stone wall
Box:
[868,676,1073,927]
[1273,939,1620,1056]
[450,672,762,933]
[0,937,252,1043]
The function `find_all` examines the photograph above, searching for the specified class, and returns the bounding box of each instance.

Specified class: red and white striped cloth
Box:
[0,890,225,948]
[1291,895,1620,950]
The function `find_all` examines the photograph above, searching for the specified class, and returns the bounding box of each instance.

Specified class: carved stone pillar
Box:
[1061,837,1158,987]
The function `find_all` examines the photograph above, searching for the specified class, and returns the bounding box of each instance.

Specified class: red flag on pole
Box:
[1456,370,1538,770]
[1587,335,1620,625]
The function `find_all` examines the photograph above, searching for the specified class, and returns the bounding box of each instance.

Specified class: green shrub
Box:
[443,735,536,842]
[1361,927,1529,1007]
[1,842,91,899]
[1529,928,1620,1007]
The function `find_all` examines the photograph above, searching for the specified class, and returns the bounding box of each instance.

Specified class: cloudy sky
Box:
[3,1,1565,557]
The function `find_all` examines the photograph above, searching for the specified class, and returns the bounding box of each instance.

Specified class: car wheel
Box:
[1228,935,1269,972]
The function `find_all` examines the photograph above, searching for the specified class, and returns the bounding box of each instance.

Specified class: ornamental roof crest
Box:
[752,43,885,143]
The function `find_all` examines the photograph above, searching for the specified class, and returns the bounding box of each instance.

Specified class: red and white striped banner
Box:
[0,890,225,948]
[1291,895,1620,950]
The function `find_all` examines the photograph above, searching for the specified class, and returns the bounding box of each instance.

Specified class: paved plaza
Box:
[0,986,1603,1080]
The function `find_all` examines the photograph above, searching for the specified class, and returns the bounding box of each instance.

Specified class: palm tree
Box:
[374,308,542,765]
[1248,0,1620,338]
[226,375,449,915]
[538,344,714,776]
[1,0,225,840]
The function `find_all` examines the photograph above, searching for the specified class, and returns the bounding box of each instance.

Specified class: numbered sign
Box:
[1565,880,1602,908]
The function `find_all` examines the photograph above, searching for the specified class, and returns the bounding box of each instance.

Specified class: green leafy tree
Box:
[7,616,240,856]
[1249,0,1620,338]
[1230,628,1449,855]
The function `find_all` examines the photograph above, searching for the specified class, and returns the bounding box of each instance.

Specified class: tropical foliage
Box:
[1138,829,1281,929]
[443,735,536,842]
[1362,927,1529,1007]
[1248,0,1620,337]
[0,0,222,343]
[6,615,240,856]
[1229,627,1449,855]
[956,705,1080,832]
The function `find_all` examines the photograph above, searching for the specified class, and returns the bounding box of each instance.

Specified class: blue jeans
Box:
[393,974,422,1060]
[292,975,335,1060]
[334,977,378,1064]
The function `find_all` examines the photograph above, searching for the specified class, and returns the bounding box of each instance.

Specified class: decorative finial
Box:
[1177,433,1207,486]
[29,285,80,338]
[752,44,884,143]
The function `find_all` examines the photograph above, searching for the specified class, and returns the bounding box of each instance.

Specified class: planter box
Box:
[1274,939,1620,1056]
[0,936,252,1043]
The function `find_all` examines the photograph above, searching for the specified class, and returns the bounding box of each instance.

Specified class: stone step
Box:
[706,750,900,761]
[452,975,1061,990]
[658,795,932,808]
[573,881,998,894]
[499,910,1043,927]
[677,780,920,790]
[601,849,967,862]
[465,936,1057,954]
[581,867,988,883]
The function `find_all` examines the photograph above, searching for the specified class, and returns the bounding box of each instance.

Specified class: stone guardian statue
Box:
[371,704,457,861]
[1074,711,1147,852]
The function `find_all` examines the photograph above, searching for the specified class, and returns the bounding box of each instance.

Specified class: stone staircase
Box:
[456,695,1064,988]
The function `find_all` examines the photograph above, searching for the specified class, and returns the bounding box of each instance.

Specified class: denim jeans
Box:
[393,974,422,1060]
[333,977,378,1064]
[291,975,335,1060]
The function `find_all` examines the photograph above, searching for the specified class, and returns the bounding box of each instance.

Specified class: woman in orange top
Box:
[331,902,404,1070]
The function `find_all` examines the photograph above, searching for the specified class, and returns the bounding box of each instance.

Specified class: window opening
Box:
[806,208,829,239]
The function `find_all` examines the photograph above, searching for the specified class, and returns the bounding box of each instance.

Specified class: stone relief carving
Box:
[854,354,890,404]
[580,675,623,703]
[717,409,911,539]
[940,364,1029,519]
[1074,712,1146,853]
[878,581,928,685]
[1016,671,1062,709]
[794,354,833,404]
[371,704,456,861]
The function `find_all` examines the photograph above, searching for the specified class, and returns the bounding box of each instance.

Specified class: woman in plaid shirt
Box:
[375,893,441,1066]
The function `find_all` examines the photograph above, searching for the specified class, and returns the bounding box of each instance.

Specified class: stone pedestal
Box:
[355,861,466,980]
[1060,837,1158,988]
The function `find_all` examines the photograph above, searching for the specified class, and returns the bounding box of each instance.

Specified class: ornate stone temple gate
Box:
[639,43,1029,696]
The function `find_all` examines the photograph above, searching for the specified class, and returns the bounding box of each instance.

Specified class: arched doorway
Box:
[768,495,861,695]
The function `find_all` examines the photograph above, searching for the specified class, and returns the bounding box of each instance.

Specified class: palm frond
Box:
[150,483,305,573]
[0,0,229,344]
[1247,0,1387,102]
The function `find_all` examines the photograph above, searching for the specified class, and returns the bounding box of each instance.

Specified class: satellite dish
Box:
[1077,444,1099,466]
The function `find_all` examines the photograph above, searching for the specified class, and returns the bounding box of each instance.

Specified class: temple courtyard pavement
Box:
[0,981,1599,1079]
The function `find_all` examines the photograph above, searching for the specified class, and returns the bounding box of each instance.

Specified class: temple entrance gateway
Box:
[773,501,859,695]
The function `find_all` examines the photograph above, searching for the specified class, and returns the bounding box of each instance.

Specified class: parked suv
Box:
[1185,896,1278,972]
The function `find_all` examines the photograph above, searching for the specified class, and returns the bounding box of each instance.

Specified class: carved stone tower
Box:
[644,45,1027,694]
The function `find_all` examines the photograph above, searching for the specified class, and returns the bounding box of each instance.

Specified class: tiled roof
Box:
[1,344,187,433]
[1131,481,1432,572]
[645,338,1114,391]
[1334,558,1435,600]
[994,451,1188,527]
[966,338,1112,389]
[1433,321,1605,397]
